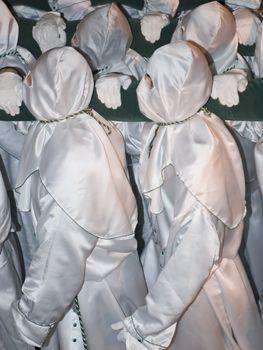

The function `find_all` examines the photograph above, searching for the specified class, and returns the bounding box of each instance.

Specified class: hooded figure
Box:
[112,41,263,350]
[32,11,67,54]
[171,0,263,317]
[11,46,147,350]
[72,3,147,109]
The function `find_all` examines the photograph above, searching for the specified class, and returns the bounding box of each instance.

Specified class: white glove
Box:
[32,12,66,53]
[111,322,149,350]
[0,72,22,116]
[95,74,132,109]
[211,70,248,107]
[234,8,260,46]
[140,13,170,43]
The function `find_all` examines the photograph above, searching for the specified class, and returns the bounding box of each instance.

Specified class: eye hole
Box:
[24,73,33,88]
[144,73,153,89]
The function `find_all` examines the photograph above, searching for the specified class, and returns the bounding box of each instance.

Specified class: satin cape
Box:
[16,47,137,239]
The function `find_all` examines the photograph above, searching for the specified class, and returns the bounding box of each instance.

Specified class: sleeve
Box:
[0,121,25,159]
[0,241,33,350]
[123,207,221,349]
[11,193,98,347]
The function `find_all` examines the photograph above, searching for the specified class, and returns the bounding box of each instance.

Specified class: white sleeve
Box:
[125,207,221,349]
[11,195,98,347]
[0,121,25,160]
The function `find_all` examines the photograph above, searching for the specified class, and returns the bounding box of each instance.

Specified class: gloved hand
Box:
[95,74,132,109]
[234,8,260,46]
[111,321,149,350]
[32,12,66,53]
[0,71,22,116]
[211,70,248,107]
[140,13,170,43]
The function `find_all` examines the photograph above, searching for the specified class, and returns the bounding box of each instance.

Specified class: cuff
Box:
[124,316,176,350]
[11,300,55,347]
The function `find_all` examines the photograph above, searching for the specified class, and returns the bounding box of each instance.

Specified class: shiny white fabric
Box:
[72,3,146,77]
[225,0,261,10]
[21,48,137,237]
[231,132,263,315]
[32,12,67,53]
[48,0,92,20]
[0,1,36,272]
[234,8,261,46]
[0,1,34,74]
[72,3,147,110]
[12,47,147,349]
[143,0,179,17]
[114,42,263,349]
[223,4,263,310]
[0,121,35,271]
[171,1,238,74]
[255,21,263,78]
[0,171,11,246]
[0,170,33,350]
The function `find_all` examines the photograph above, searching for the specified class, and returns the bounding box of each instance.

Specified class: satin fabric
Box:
[0,121,36,271]
[0,169,33,350]
[115,121,154,247]
[118,42,263,349]
[171,1,238,74]
[255,138,263,196]
[231,131,263,311]
[225,0,261,10]
[143,0,179,17]
[12,46,147,349]
[72,3,147,78]
[0,1,36,271]
[221,4,263,311]
[16,114,137,239]
[48,0,92,20]
[0,0,35,74]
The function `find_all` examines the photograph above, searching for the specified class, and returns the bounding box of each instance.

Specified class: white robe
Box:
[131,164,263,349]
[12,115,147,350]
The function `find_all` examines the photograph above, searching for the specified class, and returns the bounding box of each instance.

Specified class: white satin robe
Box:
[0,121,36,272]
[130,164,263,349]
[12,119,147,350]
[0,235,34,350]
[228,128,263,314]
[115,121,154,253]
[13,173,147,350]
[0,167,33,350]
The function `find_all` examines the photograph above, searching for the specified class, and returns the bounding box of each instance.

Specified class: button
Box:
[72,339,77,343]
[73,323,77,327]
